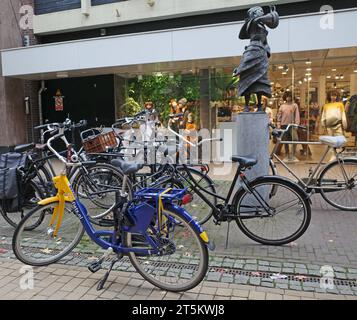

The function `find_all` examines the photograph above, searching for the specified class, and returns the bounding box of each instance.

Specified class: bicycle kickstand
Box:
[97,253,123,291]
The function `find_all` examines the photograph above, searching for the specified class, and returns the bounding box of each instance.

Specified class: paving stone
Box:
[266,293,283,300]
[270,262,282,268]
[207,272,222,282]
[244,264,258,271]
[276,283,288,289]
[232,289,249,298]
[249,277,261,286]
[283,263,295,268]
[258,266,270,272]
[234,275,249,284]
[261,282,274,288]
[221,275,234,283]
[248,291,266,300]
[258,260,270,266]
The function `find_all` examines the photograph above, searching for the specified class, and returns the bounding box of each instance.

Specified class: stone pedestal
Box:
[235,112,270,192]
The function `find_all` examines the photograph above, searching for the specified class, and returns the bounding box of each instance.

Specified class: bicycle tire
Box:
[125,206,209,292]
[12,201,84,266]
[318,158,357,211]
[233,176,311,245]
[72,163,133,221]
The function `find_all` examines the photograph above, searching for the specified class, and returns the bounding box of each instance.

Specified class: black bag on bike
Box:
[0,153,27,212]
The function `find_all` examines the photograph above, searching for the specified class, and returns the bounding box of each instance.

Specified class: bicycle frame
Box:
[38,173,210,255]
[270,134,352,191]
[168,164,275,219]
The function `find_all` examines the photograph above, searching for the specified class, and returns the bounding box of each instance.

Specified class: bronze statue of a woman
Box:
[233,6,279,112]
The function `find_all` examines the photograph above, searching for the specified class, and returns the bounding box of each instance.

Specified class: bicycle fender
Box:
[166,203,215,251]
[233,175,312,204]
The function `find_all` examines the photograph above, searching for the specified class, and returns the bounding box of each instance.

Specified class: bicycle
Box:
[270,123,357,211]
[159,156,312,246]
[12,121,211,292]
[78,112,218,225]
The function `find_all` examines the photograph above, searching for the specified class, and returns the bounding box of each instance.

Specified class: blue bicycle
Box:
[12,122,211,292]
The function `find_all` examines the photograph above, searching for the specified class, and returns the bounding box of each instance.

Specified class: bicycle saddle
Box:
[319,136,347,148]
[231,155,258,168]
[111,159,144,175]
[14,143,35,153]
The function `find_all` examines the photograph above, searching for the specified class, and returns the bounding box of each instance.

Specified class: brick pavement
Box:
[1,258,356,300]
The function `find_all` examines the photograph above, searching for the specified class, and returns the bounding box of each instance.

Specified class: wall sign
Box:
[54,89,65,111]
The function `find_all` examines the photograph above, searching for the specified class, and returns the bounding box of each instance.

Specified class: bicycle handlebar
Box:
[270,123,307,136]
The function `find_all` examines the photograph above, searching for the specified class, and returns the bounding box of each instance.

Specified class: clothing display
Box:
[321,102,347,136]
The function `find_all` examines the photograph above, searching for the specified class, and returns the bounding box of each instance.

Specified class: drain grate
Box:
[208,266,357,287]
[2,241,356,288]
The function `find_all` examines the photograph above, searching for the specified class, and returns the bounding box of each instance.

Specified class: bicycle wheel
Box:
[32,163,55,197]
[72,163,132,220]
[126,207,209,292]
[176,166,217,225]
[319,158,357,211]
[0,180,44,230]
[12,201,84,266]
[233,176,311,245]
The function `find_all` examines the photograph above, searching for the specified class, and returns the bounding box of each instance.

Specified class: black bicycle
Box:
[149,156,313,246]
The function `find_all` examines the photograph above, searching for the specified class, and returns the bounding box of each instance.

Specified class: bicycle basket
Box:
[82,131,117,153]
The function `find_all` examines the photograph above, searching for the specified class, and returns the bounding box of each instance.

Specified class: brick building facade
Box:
[0,0,39,152]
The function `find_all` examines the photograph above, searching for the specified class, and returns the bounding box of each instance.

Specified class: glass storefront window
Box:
[115,48,357,162]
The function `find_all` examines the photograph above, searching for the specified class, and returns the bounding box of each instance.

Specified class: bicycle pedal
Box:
[88,262,102,273]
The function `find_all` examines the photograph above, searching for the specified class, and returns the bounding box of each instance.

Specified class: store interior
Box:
[114,46,357,162]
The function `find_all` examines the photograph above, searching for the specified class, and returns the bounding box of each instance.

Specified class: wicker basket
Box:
[82,131,117,153]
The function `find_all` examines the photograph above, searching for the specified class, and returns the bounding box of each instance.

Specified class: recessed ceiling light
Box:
[306,68,312,71]
[305,73,312,76]
[326,75,331,79]
[332,68,337,72]
[306,60,312,65]
[308,77,312,81]
[335,76,340,79]
[278,66,284,69]
[282,72,287,75]
[354,70,357,73]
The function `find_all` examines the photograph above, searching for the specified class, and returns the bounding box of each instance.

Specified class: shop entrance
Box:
[42,75,115,127]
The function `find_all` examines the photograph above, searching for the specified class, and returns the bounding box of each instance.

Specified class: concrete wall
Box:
[0,0,27,149]
[33,0,305,35]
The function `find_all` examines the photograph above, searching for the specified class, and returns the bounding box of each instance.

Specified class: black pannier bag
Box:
[0,153,27,212]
